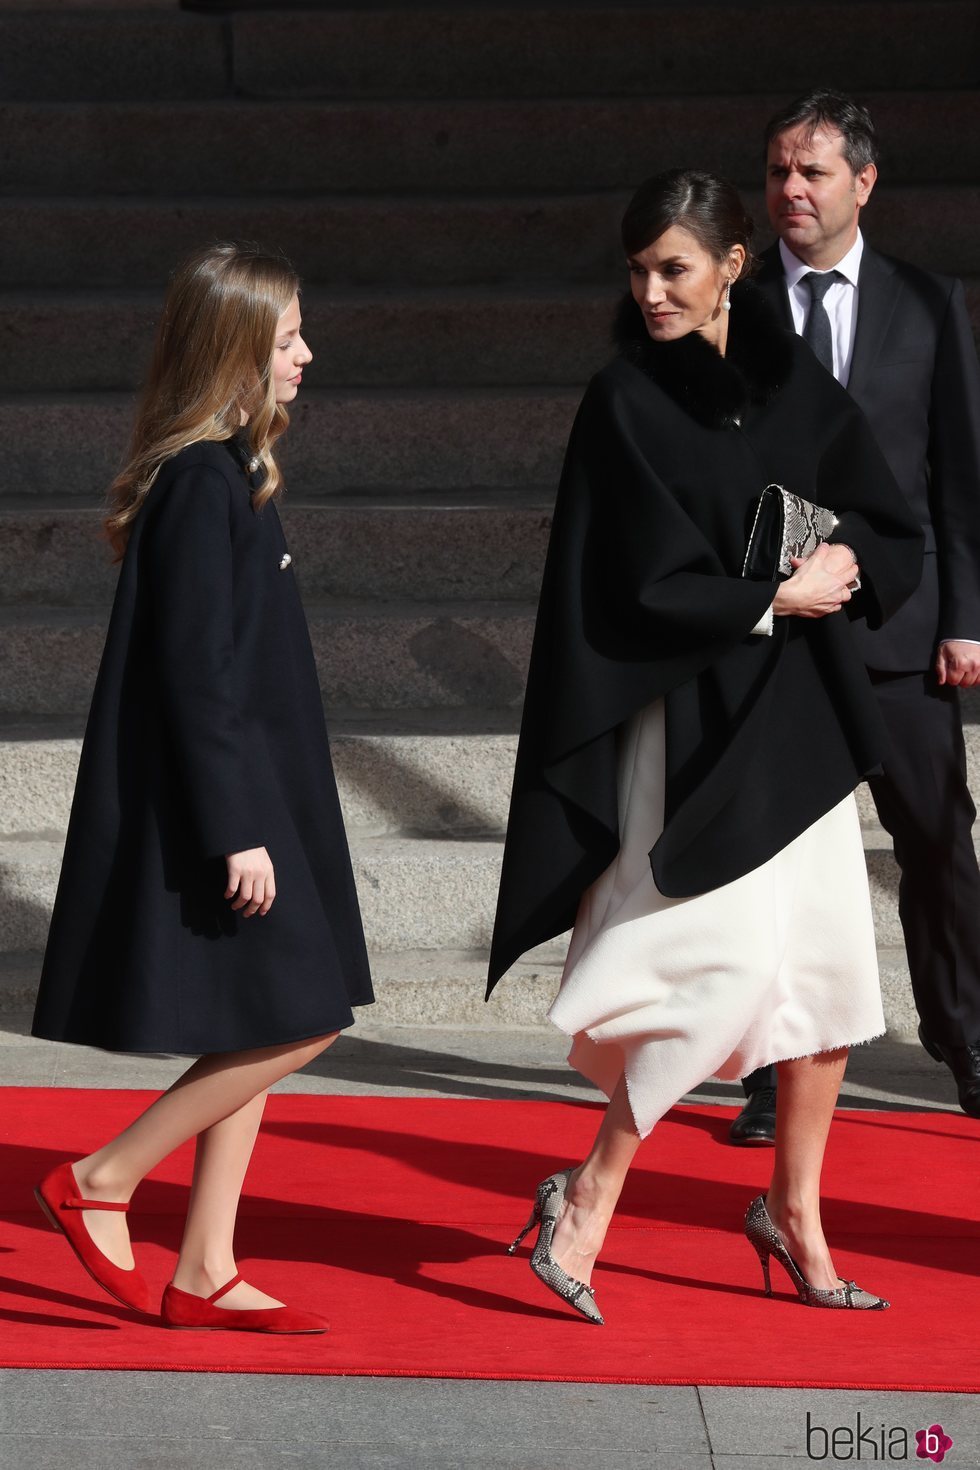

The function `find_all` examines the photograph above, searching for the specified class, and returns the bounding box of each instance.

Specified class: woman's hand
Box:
[225,847,276,917]
[772,542,860,619]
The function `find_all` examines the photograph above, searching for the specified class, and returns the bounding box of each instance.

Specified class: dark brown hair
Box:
[764,90,879,173]
[621,168,755,276]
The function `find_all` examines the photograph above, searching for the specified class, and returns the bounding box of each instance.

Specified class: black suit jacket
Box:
[755,242,980,671]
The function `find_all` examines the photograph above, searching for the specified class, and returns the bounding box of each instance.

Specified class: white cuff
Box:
[749,604,774,638]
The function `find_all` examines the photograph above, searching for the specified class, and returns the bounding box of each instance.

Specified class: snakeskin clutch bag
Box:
[742,483,838,581]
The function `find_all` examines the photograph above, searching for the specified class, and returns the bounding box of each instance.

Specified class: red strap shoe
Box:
[162,1273,329,1333]
[35,1161,153,1314]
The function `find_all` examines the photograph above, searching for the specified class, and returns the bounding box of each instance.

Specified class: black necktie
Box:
[801,270,843,375]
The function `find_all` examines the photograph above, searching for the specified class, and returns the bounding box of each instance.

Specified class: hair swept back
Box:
[104,241,300,559]
[621,168,756,277]
[763,89,879,173]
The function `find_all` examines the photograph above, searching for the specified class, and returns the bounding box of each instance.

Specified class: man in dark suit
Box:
[730,89,980,1140]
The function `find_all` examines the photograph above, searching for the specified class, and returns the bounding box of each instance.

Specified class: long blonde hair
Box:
[105,242,299,558]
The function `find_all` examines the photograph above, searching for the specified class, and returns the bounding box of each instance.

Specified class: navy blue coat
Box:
[33,436,373,1053]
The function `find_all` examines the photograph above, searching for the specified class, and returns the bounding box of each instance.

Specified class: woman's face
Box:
[272,294,312,403]
[628,225,742,351]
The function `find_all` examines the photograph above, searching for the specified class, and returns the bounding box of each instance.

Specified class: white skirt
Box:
[548,700,885,1138]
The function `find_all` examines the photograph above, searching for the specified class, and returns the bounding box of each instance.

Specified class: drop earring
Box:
[722,279,732,312]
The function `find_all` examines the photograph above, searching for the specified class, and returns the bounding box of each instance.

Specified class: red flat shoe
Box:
[35,1161,153,1314]
[162,1273,329,1334]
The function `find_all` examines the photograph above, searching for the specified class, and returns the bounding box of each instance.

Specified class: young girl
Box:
[32,243,373,1333]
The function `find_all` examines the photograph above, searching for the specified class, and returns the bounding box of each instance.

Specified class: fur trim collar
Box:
[613,280,793,429]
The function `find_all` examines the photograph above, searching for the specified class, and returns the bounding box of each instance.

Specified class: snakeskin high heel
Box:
[508,1168,604,1325]
[744,1196,889,1310]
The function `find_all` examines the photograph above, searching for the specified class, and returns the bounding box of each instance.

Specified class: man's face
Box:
[765,123,876,266]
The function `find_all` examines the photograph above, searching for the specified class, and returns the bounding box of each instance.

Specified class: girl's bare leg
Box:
[764,1047,848,1290]
[549,1075,643,1288]
[170,1091,282,1308]
[70,1032,339,1271]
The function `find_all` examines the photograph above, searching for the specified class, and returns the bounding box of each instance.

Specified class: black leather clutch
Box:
[742,484,838,581]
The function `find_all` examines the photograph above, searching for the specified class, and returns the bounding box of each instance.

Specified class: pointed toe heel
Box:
[744,1196,889,1310]
[508,1169,604,1325]
[35,1161,152,1315]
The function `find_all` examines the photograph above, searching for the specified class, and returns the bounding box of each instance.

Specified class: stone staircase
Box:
[1,0,978,1036]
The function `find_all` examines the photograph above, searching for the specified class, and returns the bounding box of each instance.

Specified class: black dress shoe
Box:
[918,1025,980,1119]
[729,1086,777,1145]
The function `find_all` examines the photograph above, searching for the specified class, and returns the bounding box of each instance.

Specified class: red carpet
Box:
[0,1089,977,1389]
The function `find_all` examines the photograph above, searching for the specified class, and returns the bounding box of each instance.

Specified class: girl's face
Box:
[272,294,312,402]
[628,225,743,352]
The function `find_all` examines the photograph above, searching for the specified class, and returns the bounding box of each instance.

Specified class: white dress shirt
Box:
[780,233,863,388]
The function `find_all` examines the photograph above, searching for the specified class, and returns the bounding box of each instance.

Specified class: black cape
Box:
[33,436,373,1053]
[487,283,924,994]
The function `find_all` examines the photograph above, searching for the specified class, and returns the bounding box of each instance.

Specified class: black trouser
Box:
[742,670,980,1097]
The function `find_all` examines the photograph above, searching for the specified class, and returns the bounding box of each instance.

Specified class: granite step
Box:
[0,390,578,499]
[4,3,975,101]
[5,95,977,196]
[0,602,536,716]
[0,947,564,1029]
[0,944,923,1036]
[2,190,978,288]
[0,287,616,393]
[0,497,553,606]
[0,8,225,101]
[4,284,978,395]
[0,832,939,1041]
[0,832,511,956]
[0,717,522,840]
[229,3,980,102]
[4,716,979,844]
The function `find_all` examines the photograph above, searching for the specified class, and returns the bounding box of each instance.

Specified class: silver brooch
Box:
[279,553,292,571]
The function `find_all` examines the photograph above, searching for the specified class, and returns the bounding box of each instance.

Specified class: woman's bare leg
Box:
[764,1047,848,1290]
[70,1032,339,1270]
[549,1075,643,1288]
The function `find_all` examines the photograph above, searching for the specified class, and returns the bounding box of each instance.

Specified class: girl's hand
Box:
[225,847,276,917]
[772,543,859,619]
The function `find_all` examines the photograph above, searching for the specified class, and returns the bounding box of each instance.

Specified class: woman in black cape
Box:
[31,244,373,1332]
[489,171,923,1322]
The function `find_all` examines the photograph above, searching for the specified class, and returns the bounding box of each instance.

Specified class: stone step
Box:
[0,390,577,499]
[0,718,521,840]
[0,497,552,606]
[2,189,978,288]
[0,602,535,716]
[0,287,614,393]
[0,9,225,101]
[0,832,512,955]
[5,95,977,197]
[5,4,975,101]
[0,834,933,1040]
[0,947,564,1028]
[230,3,980,102]
[4,717,979,844]
[3,283,978,394]
[0,943,922,1037]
